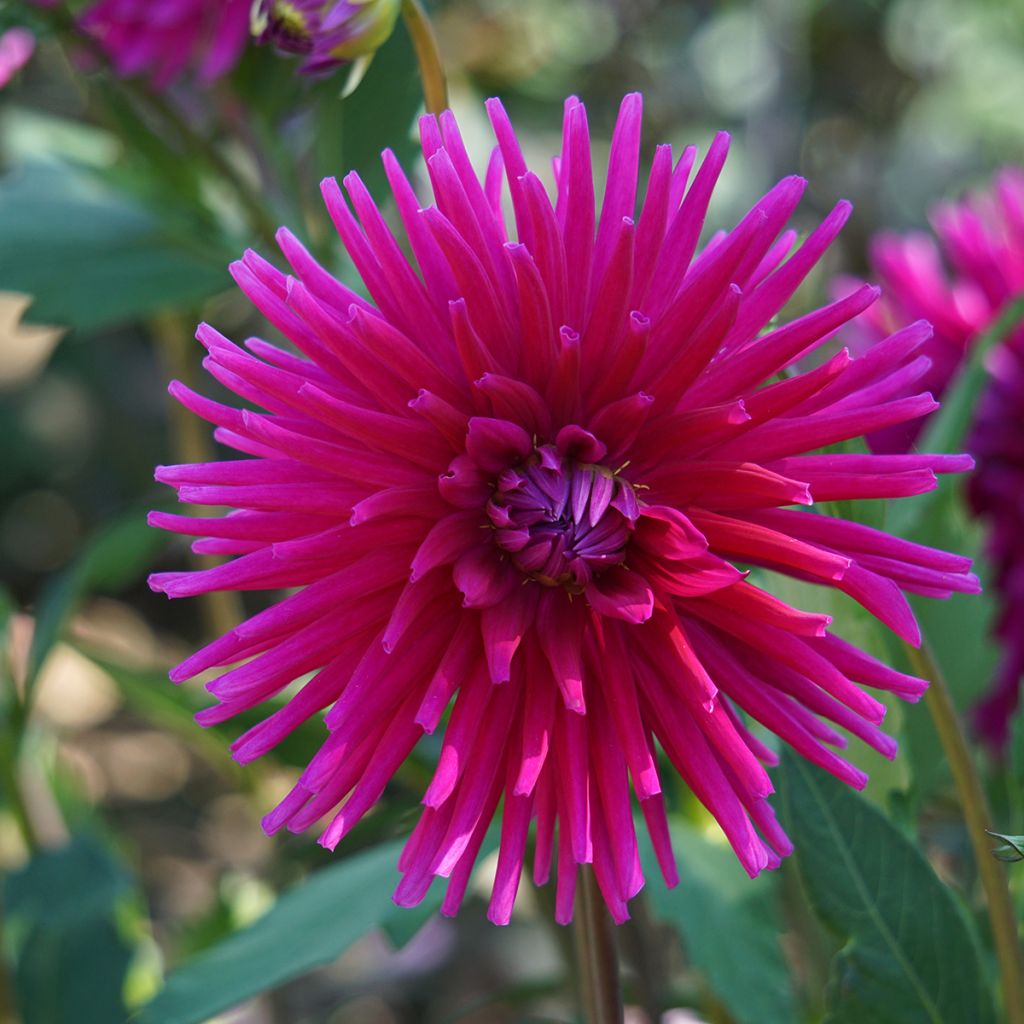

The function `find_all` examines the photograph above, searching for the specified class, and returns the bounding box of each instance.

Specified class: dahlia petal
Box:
[430,681,519,876]
[439,773,504,917]
[514,648,558,796]
[695,284,880,403]
[474,374,552,437]
[382,574,457,653]
[481,585,538,684]
[729,200,853,347]
[648,131,731,315]
[537,591,587,712]
[453,545,519,608]
[465,417,533,473]
[593,627,662,799]
[487,784,533,925]
[638,791,679,887]
[415,614,480,732]
[557,97,596,326]
[556,709,594,864]
[423,660,492,808]
[584,567,654,623]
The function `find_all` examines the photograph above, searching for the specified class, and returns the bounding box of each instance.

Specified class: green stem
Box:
[573,867,623,1024]
[400,0,448,116]
[37,5,279,252]
[138,87,280,251]
[905,640,1024,1024]
[0,732,38,854]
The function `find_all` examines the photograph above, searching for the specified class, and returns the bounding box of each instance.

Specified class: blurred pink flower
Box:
[849,169,1024,749]
[74,0,251,87]
[253,0,400,73]
[0,27,35,88]
[150,95,976,923]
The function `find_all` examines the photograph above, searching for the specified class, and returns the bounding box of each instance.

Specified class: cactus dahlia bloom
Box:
[848,168,1024,748]
[150,95,977,923]
[74,0,250,87]
[253,0,400,74]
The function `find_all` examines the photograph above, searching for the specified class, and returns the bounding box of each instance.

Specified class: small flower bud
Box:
[253,0,400,73]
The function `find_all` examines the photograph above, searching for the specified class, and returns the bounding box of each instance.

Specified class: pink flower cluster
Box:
[851,169,1024,748]
[0,27,34,88]
[69,0,251,87]
[151,96,976,922]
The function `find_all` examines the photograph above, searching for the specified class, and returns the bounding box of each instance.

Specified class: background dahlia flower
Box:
[73,0,251,87]
[0,27,35,89]
[253,0,401,74]
[150,94,977,924]
[848,168,1024,748]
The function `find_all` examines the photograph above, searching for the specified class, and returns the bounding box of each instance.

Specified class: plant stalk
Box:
[906,640,1024,1024]
[401,0,448,115]
[573,867,623,1024]
[38,5,279,251]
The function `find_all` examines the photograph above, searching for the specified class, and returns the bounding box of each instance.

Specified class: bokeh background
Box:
[1,1,1023,1022]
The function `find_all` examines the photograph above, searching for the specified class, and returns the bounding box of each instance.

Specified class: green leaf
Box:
[777,750,995,1023]
[639,820,795,1024]
[313,18,422,197]
[987,831,1024,863]
[135,840,427,1024]
[25,514,165,703]
[3,835,138,1024]
[0,161,228,333]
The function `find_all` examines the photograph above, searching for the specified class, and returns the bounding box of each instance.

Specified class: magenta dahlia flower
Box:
[0,27,35,88]
[845,168,1024,748]
[253,0,400,74]
[150,95,977,923]
[73,0,250,87]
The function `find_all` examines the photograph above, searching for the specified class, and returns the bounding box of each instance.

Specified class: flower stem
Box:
[37,4,279,252]
[573,866,623,1024]
[905,640,1024,1024]
[400,0,448,116]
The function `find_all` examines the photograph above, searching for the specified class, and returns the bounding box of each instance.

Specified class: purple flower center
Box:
[487,445,640,591]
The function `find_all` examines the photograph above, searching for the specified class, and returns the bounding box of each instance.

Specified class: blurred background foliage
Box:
[1,0,1023,1022]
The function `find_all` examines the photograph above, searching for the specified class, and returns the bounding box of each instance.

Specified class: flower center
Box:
[487,445,640,592]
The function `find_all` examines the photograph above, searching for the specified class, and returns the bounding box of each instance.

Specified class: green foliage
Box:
[24,513,165,704]
[0,161,228,333]
[326,20,424,199]
[640,820,796,1024]
[777,751,996,1024]
[987,831,1024,863]
[3,835,139,1024]
[135,840,431,1024]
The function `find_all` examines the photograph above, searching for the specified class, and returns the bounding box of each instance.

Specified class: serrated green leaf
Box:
[135,840,428,1024]
[3,834,138,1024]
[639,821,795,1024]
[778,751,995,1024]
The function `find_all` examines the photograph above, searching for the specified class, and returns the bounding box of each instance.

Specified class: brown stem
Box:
[400,0,449,116]
[905,640,1024,1024]
[151,313,244,639]
[573,866,623,1024]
